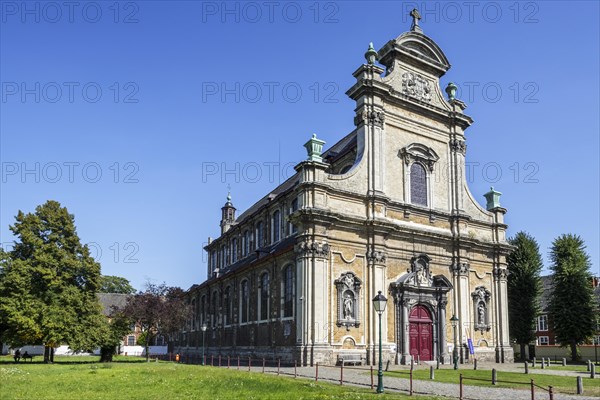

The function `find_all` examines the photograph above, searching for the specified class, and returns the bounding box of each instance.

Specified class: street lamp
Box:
[201,323,207,365]
[372,290,388,394]
[450,314,459,370]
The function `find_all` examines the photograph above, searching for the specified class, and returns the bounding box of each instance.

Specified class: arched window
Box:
[231,238,237,263]
[240,280,249,323]
[282,265,294,318]
[211,291,218,327]
[256,222,264,249]
[200,295,206,327]
[410,163,428,206]
[224,286,231,326]
[272,210,281,243]
[243,230,249,256]
[259,272,270,321]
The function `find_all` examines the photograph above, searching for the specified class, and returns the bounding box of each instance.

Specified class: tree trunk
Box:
[44,345,50,363]
[100,346,114,362]
[145,333,150,362]
[520,343,527,361]
[571,340,578,362]
[50,347,54,363]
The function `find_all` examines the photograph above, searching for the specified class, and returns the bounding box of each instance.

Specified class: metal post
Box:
[430,365,434,380]
[459,374,463,400]
[549,386,554,400]
[315,362,319,382]
[340,363,343,385]
[409,368,413,396]
[530,379,534,400]
[492,368,497,385]
[370,366,374,389]
[473,359,477,370]
[377,312,384,393]
[294,360,297,378]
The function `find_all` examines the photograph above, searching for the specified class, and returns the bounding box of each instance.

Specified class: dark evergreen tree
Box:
[507,232,543,361]
[549,234,595,361]
[0,201,107,362]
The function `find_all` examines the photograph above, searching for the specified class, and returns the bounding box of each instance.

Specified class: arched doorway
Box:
[409,305,433,361]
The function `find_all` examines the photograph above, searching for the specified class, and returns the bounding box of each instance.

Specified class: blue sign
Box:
[467,338,474,355]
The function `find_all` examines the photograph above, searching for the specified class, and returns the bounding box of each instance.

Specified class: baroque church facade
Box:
[175,14,513,366]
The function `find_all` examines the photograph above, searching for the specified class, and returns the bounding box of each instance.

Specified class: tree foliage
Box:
[507,232,543,360]
[100,275,136,294]
[0,201,107,361]
[122,282,190,361]
[99,308,133,362]
[548,234,595,361]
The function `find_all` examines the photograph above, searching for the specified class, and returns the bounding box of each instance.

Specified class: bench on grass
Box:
[337,353,362,366]
[21,354,35,362]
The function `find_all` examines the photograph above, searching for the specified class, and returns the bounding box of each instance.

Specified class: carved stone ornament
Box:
[354,110,385,128]
[449,138,467,155]
[492,267,509,280]
[399,143,439,172]
[335,272,362,330]
[450,262,470,276]
[296,240,330,257]
[366,249,387,264]
[472,286,491,333]
[409,254,432,286]
[401,72,432,102]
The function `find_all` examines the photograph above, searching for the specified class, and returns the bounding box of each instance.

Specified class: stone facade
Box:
[174,13,513,366]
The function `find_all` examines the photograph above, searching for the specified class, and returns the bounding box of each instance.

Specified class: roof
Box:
[539,275,600,312]
[97,293,129,316]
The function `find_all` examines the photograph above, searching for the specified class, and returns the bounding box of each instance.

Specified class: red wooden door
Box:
[409,305,433,361]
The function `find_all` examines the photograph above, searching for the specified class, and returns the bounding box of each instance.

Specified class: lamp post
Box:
[450,314,459,370]
[201,323,207,365]
[372,290,388,394]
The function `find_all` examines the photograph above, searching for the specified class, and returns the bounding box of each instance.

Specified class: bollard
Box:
[277,358,281,376]
[576,376,583,395]
[473,359,477,370]
[492,368,497,385]
[370,366,374,389]
[562,358,566,367]
[533,357,536,367]
[410,368,413,395]
[591,363,595,379]
[340,363,343,385]
[587,360,591,372]
[315,362,319,382]
[530,379,534,400]
[541,358,545,369]
[294,360,297,378]
[411,359,414,370]
[436,358,440,370]
[549,385,554,400]
[459,374,463,400]
[524,361,529,374]
[429,365,434,380]
[417,355,420,365]
[385,359,390,372]
[545,358,550,367]
[262,358,265,373]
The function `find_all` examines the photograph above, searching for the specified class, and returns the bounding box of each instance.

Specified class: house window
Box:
[243,230,250,256]
[283,265,294,318]
[240,280,249,323]
[211,291,218,327]
[410,162,428,206]
[220,245,225,267]
[224,286,231,326]
[231,238,237,263]
[538,336,549,345]
[256,222,264,249]
[127,335,135,346]
[537,315,548,332]
[259,272,270,321]
[272,210,281,243]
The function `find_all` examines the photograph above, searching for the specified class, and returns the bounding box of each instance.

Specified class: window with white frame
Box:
[272,210,281,243]
[537,315,548,331]
[240,280,249,323]
[127,335,135,346]
[538,336,549,345]
[259,272,270,321]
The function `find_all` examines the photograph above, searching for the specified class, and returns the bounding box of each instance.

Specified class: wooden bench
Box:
[337,353,362,366]
[21,354,35,362]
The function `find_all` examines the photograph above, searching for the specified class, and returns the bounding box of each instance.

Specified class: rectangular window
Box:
[537,315,548,331]
[241,281,249,323]
[283,266,294,318]
[127,335,135,346]
[538,336,549,345]
[260,273,269,321]
[256,222,264,249]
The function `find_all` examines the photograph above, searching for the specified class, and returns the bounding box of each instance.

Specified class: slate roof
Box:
[539,275,600,312]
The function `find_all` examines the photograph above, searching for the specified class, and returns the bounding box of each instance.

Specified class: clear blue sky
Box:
[1,1,598,291]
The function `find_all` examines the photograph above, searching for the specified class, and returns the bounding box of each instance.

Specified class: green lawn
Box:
[385,368,599,396]
[0,356,443,400]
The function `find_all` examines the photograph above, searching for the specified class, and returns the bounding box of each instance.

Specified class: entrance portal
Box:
[409,305,433,361]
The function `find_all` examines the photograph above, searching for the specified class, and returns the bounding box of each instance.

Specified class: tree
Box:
[99,308,132,362]
[0,201,107,362]
[507,232,543,361]
[122,282,190,361]
[549,234,596,361]
[100,275,136,294]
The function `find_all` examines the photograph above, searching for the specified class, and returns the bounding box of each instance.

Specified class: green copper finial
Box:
[365,42,378,65]
[304,133,326,162]
[446,82,458,101]
[483,187,502,210]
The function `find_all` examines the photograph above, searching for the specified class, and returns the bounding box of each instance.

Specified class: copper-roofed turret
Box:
[220,192,236,234]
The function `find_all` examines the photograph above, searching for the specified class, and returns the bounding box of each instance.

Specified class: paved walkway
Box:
[236,363,599,400]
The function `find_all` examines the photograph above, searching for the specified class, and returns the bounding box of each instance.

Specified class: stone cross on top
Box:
[410,8,423,33]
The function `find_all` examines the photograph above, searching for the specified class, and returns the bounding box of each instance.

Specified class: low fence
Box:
[459,370,554,400]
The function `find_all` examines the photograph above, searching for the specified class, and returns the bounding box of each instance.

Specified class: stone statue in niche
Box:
[335,272,361,329]
[344,293,353,319]
[478,303,485,325]
[471,285,491,333]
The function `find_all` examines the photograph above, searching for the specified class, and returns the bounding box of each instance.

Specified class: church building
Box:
[176,11,513,366]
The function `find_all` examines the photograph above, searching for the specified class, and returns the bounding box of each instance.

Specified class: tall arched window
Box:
[231,238,238,263]
[243,230,249,256]
[272,210,281,243]
[200,295,206,327]
[256,222,264,249]
[224,286,231,326]
[240,280,249,323]
[410,163,428,206]
[211,291,218,327]
[282,265,294,318]
[259,272,270,321]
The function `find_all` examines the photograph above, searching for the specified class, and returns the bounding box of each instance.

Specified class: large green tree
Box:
[122,282,190,361]
[549,234,596,361]
[507,232,543,361]
[0,201,107,362]
[100,275,136,294]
